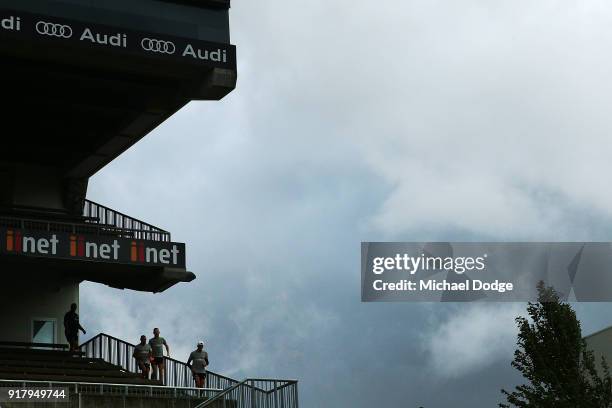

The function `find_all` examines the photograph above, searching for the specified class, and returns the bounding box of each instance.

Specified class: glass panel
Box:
[32,320,55,344]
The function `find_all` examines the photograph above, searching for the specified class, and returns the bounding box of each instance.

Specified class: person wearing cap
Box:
[132,335,152,379]
[187,340,209,388]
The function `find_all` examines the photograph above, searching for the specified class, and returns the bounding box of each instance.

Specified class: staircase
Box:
[80,333,239,389]
[0,347,161,386]
[0,336,298,407]
[80,333,299,408]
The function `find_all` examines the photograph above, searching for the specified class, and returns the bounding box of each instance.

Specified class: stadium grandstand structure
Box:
[0,339,297,407]
[0,0,298,406]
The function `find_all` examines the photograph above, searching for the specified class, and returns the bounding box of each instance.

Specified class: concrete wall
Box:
[0,275,79,344]
[584,327,612,375]
[11,164,65,210]
[0,163,67,210]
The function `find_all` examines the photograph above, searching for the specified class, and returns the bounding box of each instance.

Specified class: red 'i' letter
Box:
[6,230,13,251]
[130,241,138,262]
[15,231,22,252]
[139,242,145,262]
[78,236,85,257]
[70,236,77,256]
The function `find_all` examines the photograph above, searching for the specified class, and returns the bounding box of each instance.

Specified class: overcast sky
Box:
[81,1,612,406]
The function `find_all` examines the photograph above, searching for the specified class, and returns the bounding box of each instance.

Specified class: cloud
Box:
[422,303,524,378]
[80,0,612,406]
[345,0,612,240]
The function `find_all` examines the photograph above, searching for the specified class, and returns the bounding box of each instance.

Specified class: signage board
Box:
[0,227,186,269]
[0,8,236,69]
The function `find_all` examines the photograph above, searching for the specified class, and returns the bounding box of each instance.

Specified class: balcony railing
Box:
[0,200,171,243]
[83,199,170,242]
[0,379,221,407]
[0,378,299,408]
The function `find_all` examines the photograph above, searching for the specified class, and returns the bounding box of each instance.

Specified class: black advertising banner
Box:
[0,9,236,68]
[0,227,186,269]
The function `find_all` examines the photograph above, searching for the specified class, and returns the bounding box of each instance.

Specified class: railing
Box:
[83,199,170,242]
[79,334,299,407]
[0,215,169,243]
[0,200,170,243]
[0,216,133,237]
[195,378,299,408]
[80,333,241,390]
[0,379,222,408]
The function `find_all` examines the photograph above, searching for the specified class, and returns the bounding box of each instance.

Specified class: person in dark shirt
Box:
[63,303,86,352]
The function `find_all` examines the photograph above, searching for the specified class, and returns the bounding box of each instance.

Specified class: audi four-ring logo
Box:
[35,21,73,38]
[141,38,176,54]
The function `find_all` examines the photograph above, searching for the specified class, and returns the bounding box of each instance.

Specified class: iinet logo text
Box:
[372,254,487,275]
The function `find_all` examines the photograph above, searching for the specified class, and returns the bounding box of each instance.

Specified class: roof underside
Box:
[0,1,236,179]
[0,254,196,293]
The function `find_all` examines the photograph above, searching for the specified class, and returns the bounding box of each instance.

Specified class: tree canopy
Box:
[501,282,612,408]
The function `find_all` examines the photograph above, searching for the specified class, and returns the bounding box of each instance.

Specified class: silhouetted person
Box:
[187,340,209,388]
[133,335,152,379]
[149,328,170,384]
[63,303,86,352]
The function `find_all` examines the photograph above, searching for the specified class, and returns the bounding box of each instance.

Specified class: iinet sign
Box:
[2,228,185,268]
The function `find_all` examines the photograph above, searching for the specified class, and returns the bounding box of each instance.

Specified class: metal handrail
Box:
[0,215,169,243]
[79,333,240,390]
[78,334,299,407]
[195,378,299,408]
[195,378,249,407]
[0,199,171,243]
[83,199,170,242]
[0,378,223,404]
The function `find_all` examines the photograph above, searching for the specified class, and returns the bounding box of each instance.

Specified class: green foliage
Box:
[501,282,612,408]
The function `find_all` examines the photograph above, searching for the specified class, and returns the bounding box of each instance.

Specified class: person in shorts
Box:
[187,340,209,388]
[132,335,152,379]
[149,328,170,383]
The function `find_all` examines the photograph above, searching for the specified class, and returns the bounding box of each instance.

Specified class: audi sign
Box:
[141,38,176,54]
[0,8,236,69]
[35,21,72,38]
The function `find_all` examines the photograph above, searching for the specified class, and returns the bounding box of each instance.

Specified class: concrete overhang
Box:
[0,254,196,293]
[0,0,237,179]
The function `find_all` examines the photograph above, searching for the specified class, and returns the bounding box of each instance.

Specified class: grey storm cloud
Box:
[79,1,612,406]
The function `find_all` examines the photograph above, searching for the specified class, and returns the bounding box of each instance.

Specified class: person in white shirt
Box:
[187,340,209,388]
